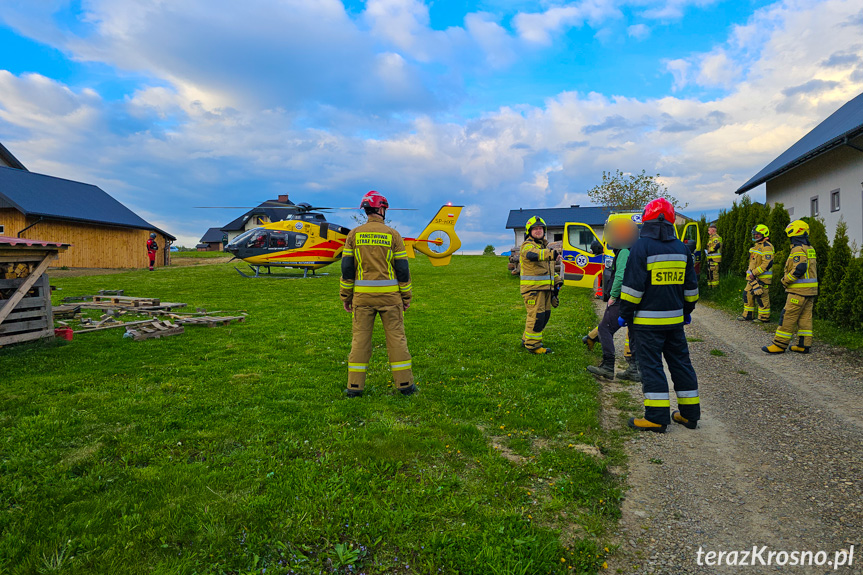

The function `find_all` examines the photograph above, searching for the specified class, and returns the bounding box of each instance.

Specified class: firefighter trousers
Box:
[772,294,814,350]
[632,328,700,426]
[588,324,632,360]
[348,305,413,391]
[706,261,720,287]
[522,290,552,350]
[742,280,770,320]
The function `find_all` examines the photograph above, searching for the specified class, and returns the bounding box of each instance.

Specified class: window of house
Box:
[810,196,819,217]
[830,189,840,212]
[553,233,563,242]
[0,225,4,235]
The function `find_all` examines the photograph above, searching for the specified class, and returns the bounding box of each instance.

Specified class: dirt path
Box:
[598,301,863,574]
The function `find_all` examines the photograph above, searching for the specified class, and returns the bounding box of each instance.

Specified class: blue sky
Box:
[1,0,862,249]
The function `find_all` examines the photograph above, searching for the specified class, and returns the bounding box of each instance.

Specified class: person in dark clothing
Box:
[586,217,639,379]
[619,198,700,433]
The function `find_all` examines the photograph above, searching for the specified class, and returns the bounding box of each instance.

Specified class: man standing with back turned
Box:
[619,198,700,433]
[340,191,416,397]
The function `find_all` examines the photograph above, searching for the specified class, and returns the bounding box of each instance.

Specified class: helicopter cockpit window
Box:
[230,229,255,246]
[294,233,308,248]
[268,231,288,249]
[247,230,268,249]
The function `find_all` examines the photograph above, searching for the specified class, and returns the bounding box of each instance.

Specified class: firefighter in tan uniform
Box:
[763,220,818,354]
[340,191,416,397]
[705,223,721,288]
[738,224,774,322]
[519,216,562,354]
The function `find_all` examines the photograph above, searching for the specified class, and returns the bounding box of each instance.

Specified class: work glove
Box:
[684,313,692,325]
[551,250,560,260]
[551,295,560,308]
[618,317,628,328]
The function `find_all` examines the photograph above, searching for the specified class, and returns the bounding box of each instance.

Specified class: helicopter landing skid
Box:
[234,265,328,279]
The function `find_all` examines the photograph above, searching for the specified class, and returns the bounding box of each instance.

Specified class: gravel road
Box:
[597,301,863,574]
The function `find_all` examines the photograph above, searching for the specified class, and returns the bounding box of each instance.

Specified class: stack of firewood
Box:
[506,241,563,276]
[1,263,30,279]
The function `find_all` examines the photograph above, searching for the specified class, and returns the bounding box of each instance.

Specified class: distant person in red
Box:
[146,233,159,271]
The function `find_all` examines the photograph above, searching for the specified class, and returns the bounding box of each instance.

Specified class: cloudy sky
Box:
[1,0,862,250]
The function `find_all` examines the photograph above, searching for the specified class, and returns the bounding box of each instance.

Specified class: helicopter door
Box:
[562,222,605,288]
[681,222,702,274]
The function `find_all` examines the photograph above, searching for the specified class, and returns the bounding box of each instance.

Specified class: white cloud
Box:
[627,23,651,39]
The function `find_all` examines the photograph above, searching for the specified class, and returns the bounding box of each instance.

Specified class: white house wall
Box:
[767,142,863,249]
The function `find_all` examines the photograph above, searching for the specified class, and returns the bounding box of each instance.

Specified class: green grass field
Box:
[1,257,624,575]
[700,273,863,351]
[172,251,229,259]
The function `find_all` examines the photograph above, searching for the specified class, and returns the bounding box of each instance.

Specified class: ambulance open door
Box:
[680,222,702,275]
[562,222,606,288]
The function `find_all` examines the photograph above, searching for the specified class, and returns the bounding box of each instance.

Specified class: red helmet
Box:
[360,190,389,210]
[643,197,675,223]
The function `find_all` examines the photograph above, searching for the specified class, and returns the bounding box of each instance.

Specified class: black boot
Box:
[617,358,641,382]
[586,358,615,379]
[345,388,363,398]
[399,384,418,396]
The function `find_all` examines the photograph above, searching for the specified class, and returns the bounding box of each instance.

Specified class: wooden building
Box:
[197,227,225,251]
[0,144,175,269]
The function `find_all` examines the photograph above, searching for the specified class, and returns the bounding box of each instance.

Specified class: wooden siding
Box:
[0,209,172,268]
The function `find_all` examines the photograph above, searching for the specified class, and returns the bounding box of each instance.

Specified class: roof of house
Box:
[737,91,863,194]
[0,166,176,240]
[0,235,69,249]
[0,142,27,171]
[505,206,614,229]
[200,227,225,243]
[221,199,296,231]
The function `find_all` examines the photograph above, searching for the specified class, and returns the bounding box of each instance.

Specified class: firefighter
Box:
[586,217,639,380]
[519,216,562,354]
[619,198,700,432]
[738,224,774,322]
[705,222,722,287]
[763,220,818,354]
[146,232,159,271]
[340,191,416,397]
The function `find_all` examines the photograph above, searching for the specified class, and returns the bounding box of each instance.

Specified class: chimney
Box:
[277,194,289,204]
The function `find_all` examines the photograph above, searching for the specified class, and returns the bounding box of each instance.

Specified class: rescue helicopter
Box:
[200,198,463,278]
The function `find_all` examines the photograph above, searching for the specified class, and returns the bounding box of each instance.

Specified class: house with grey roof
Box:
[737,91,863,246]
[197,227,226,251]
[0,142,175,268]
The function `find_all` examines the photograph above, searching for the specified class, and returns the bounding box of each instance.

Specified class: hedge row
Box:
[696,196,863,330]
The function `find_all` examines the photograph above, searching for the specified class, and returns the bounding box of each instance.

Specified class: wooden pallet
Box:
[174,315,246,327]
[92,295,161,307]
[0,274,54,345]
[125,320,184,341]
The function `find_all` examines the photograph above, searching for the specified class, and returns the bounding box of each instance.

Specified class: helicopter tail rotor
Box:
[405,204,463,266]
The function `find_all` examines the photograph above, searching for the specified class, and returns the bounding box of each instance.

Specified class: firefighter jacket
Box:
[147,238,159,255]
[519,237,560,295]
[782,235,818,296]
[340,215,412,307]
[619,219,698,330]
[747,239,774,284]
[706,233,722,262]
